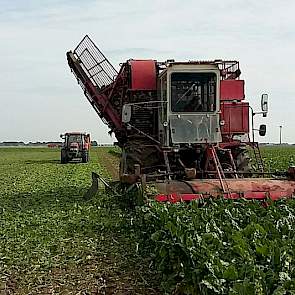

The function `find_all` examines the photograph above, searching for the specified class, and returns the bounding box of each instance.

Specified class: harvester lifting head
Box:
[66,35,295,202]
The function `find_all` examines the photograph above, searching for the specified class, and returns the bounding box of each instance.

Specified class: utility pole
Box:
[279,125,282,145]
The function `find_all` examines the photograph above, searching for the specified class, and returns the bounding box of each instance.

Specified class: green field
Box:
[0,147,158,294]
[1,146,295,294]
[260,146,295,172]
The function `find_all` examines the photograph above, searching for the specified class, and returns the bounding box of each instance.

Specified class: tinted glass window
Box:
[68,135,82,143]
[171,72,217,112]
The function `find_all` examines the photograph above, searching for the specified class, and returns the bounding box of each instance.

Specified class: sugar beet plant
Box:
[137,198,295,294]
[115,146,295,294]
[260,146,295,172]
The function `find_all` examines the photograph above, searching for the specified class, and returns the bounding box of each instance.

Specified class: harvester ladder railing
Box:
[163,151,172,180]
[216,60,241,80]
[211,146,231,194]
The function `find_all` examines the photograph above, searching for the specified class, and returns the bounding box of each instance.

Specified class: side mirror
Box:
[60,134,64,139]
[261,94,268,116]
[259,124,266,136]
[122,104,132,123]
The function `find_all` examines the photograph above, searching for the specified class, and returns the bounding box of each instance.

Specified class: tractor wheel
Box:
[61,150,68,164]
[82,152,89,163]
[122,143,161,175]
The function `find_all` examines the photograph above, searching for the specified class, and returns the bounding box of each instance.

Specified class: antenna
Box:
[279,125,282,145]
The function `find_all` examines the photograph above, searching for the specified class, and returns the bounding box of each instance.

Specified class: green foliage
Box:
[134,146,295,294]
[139,199,295,294]
[260,146,295,172]
[0,147,158,293]
[107,146,121,158]
[3,146,295,294]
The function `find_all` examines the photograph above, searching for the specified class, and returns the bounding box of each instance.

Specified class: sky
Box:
[1,0,295,143]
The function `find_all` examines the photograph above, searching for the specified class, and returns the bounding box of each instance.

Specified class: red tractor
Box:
[60,132,90,164]
[66,35,295,201]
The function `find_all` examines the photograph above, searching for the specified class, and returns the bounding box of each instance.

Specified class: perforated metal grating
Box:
[74,35,118,88]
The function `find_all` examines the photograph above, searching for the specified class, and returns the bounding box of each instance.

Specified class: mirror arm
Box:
[252,111,267,116]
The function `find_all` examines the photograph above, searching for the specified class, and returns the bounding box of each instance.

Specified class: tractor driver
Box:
[173,83,203,112]
[184,93,203,112]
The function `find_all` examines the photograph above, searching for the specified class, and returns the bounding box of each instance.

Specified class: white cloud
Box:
[0,0,294,143]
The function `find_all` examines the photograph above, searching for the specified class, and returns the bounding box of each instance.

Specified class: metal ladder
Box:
[219,148,238,179]
[211,146,231,195]
[253,143,264,176]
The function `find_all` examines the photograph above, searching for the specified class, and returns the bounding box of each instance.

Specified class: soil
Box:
[92,147,120,180]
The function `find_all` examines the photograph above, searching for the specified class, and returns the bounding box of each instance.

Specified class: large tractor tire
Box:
[120,142,162,176]
[61,150,68,164]
[234,147,252,175]
[82,151,89,163]
[219,147,252,177]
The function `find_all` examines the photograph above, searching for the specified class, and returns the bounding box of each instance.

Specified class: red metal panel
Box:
[220,80,245,100]
[155,178,295,203]
[155,191,292,203]
[129,60,157,90]
[220,102,249,134]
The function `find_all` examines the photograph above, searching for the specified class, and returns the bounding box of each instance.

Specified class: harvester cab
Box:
[60,132,90,164]
[66,35,295,202]
[157,62,222,146]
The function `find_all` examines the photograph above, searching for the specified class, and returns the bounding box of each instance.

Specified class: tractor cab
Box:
[60,132,90,164]
[67,133,83,145]
[158,62,222,146]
